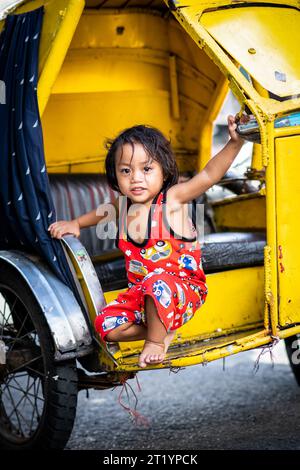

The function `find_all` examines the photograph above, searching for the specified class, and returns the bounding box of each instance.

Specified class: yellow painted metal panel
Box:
[42,9,223,172]
[43,89,203,172]
[264,122,278,335]
[213,193,266,231]
[201,7,300,98]
[51,50,170,94]
[276,135,300,326]
[111,328,294,371]
[99,323,300,372]
[69,9,169,50]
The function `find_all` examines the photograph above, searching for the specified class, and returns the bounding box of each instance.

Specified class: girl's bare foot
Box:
[138,331,176,368]
[138,340,165,368]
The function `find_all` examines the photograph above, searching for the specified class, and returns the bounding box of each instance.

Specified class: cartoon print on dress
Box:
[166,311,174,330]
[102,316,129,332]
[152,279,172,308]
[140,240,172,263]
[175,282,186,309]
[166,310,174,320]
[142,267,165,282]
[182,301,194,324]
[128,259,148,276]
[189,283,201,297]
[175,243,186,254]
[178,254,198,271]
[105,299,119,307]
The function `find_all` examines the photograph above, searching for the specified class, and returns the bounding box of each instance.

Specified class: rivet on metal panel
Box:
[248,48,256,55]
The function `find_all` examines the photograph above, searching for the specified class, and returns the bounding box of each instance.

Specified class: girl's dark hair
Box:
[105,124,179,193]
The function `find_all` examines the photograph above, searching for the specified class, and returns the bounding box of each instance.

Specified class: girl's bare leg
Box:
[138,295,175,368]
[105,323,147,342]
[105,297,175,367]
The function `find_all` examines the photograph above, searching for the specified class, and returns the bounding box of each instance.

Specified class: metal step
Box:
[115,326,265,371]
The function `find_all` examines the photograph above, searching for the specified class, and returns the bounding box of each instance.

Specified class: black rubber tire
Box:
[0,261,78,450]
[284,334,300,386]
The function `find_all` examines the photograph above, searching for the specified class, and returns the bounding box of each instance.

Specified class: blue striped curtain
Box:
[0,7,81,293]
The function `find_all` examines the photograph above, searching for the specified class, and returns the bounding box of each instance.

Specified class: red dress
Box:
[94,189,208,341]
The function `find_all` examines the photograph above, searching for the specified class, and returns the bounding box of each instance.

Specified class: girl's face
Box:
[115,142,165,206]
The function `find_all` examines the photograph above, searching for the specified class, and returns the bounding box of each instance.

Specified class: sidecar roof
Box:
[178,0,300,99]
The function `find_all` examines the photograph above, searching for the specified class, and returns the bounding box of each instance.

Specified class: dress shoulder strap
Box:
[116,195,128,245]
[149,189,169,240]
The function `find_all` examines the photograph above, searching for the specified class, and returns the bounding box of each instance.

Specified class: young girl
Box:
[48,115,246,368]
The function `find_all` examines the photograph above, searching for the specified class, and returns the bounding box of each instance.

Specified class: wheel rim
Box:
[0,286,46,444]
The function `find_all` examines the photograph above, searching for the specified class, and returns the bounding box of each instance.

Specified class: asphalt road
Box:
[66,340,300,450]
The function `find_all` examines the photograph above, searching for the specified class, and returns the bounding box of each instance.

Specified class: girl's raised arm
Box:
[167,115,246,205]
